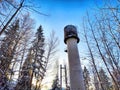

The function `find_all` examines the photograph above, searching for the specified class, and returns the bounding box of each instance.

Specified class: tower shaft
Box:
[64,25,85,90]
[67,38,85,90]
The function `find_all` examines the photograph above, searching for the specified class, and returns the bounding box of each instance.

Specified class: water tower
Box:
[64,25,85,90]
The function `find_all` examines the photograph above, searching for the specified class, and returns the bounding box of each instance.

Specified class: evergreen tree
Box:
[32,25,45,90]
[83,66,90,90]
[34,26,45,66]
[51,75,60,90]
[99,68,111,90]
[93,72,100,90]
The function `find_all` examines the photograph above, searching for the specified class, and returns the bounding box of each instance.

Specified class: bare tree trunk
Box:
[98,23,120,75]
[45,31,59,69]
[83,21,105,90]
[95,18,117,71]
[87,14,119,90]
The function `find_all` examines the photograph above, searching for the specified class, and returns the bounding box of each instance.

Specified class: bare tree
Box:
[82,1,120,89]
[0,0,48,35]
[87,13,119,89]
[83,20,105,90]
[45,31,59,67]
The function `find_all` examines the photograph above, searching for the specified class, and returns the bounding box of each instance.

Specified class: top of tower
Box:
[64,25,79,44]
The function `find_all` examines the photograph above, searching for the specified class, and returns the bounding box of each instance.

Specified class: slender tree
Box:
[83,19,105,90]
[86,13,119,89]
[0,19,19,89]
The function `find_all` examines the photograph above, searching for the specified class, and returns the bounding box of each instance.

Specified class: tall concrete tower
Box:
[64,25,85,90]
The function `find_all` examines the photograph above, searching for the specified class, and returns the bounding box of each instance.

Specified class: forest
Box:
[0,0,120,90]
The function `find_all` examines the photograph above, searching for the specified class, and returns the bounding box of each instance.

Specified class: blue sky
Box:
[30,0,97,57]
[31,0,96,35]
